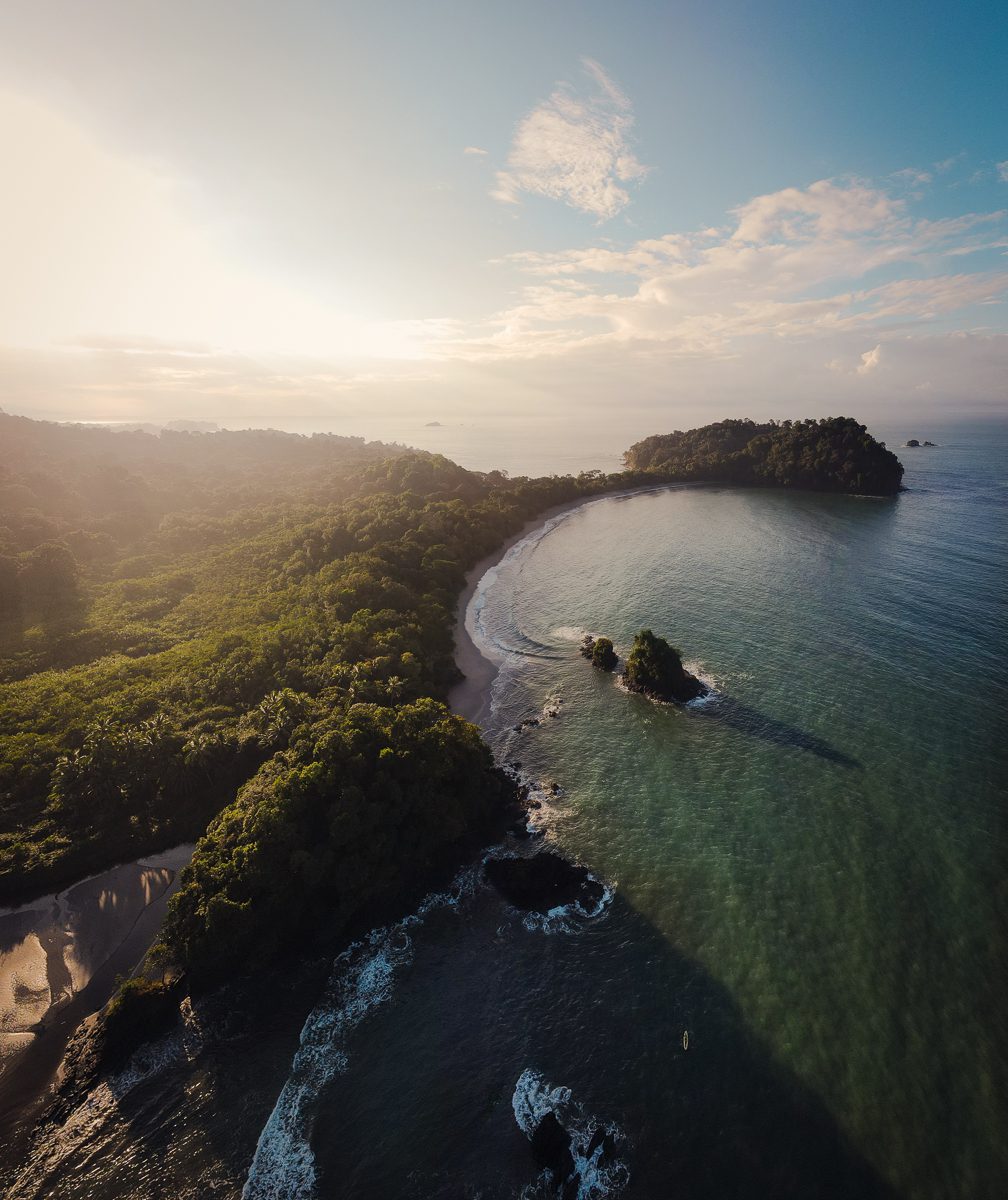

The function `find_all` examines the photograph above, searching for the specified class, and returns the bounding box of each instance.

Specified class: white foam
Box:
[521,877,615,936]
[243,865,481,1200]
[682,660,721,707]
[511,1068,630,1199]
[551,626,594,643]
[512,1067,573,1137]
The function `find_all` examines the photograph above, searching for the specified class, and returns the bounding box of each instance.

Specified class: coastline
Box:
[0,844,194,1161]
[447,483,682,727]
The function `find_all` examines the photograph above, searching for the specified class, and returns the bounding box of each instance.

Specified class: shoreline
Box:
[0,844,194,1159]
[447,483,683,727]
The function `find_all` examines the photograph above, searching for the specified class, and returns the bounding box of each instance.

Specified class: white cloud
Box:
[438,176,1008,365]
[998,161,1008,183]
[857,344,882,374]
[892,167,933,187]
[463,146,488,156]
[731,179,900,243]
[492,58,647,220]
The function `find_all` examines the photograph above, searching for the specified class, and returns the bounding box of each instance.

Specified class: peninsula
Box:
[0,411,901,1116]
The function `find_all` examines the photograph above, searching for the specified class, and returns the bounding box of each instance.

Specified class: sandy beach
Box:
[448,484,679,726]
[446,494,605,726]
[0,844,194,1155]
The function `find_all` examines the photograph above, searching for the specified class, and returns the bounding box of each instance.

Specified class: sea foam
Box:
[512,1068,629,1199]
[242,867,479,1200]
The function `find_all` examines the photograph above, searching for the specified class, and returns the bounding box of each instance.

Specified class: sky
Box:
[0,0,1006,440]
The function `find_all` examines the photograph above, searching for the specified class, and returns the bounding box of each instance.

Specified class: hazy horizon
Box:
[1,1,1006,431]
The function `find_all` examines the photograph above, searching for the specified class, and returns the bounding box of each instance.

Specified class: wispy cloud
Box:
[463,145,488,156]
[492,58,647,220]
[440,176,1008,363]
[998,161,1008,183]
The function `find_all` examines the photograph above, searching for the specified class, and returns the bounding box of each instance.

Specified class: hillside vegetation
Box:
[0,414,621,971]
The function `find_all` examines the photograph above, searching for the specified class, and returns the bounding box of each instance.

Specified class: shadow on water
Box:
[308,889,897,1200]
[5,891,897,1200]
[691,696,862,768]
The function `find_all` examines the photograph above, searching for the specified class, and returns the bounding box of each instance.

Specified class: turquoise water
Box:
[462,433,1007,1198]
[304,426,1005,1198]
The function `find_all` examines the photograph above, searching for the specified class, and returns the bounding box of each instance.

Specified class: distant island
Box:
[582,630,707,703]
[624,417,903,495]
[904,438,937,448]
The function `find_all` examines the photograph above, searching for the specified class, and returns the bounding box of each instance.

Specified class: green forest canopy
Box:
[624,417,904,495]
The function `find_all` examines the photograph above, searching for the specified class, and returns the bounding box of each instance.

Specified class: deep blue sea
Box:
[9,422,1006,1200]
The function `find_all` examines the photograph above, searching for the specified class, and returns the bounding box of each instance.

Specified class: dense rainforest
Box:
[624,417,904,495]
[0,411,901,994]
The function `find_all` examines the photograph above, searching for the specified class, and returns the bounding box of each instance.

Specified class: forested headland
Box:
[624,417,904,495]
[0,411,901,996]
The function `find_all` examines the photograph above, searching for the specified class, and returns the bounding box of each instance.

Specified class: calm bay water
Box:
[8,425,1006,1200]
[300,426,1005,1199]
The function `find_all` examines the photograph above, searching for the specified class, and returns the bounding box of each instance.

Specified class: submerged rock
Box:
[484,853,604,914]
[513,1067,629,1200]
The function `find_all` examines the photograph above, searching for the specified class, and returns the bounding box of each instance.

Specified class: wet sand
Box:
[0,844,193,1158]
[447,495,597,726]
[448,484,681,726]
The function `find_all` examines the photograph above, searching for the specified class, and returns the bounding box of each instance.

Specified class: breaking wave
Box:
[512,1067,629,1199]
[242,867,480,1200]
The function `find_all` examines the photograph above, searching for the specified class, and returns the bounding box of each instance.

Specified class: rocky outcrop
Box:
[513,1068,629,1199]
[579,635,618,672]
[622,629,707,703]
[484,853,604,914]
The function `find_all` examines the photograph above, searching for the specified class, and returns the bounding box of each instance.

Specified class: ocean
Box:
[7,421,1006,1199]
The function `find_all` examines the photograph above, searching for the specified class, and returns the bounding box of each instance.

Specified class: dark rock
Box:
[530,1111,576,1183]
[586,1124,618,1161]
[549,782,561,795]
[904,438,920,447]
[484,853,604,914]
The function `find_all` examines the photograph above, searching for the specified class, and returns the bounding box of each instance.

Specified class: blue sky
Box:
[0,0,1005,431]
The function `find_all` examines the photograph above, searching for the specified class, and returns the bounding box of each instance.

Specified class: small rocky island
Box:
[580,634,618,671]
[580,629,708,702]
[904,438,937,447]
[623,629,707,702]
[583,628,710,700]
[484,853,605,913]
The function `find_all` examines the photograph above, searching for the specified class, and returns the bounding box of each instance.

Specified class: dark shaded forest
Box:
[0,411,901,991]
